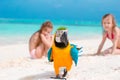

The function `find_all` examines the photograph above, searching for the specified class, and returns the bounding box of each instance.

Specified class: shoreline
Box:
[0,36,101,47]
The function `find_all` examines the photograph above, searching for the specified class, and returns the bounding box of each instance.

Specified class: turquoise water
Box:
[0,19,103,45]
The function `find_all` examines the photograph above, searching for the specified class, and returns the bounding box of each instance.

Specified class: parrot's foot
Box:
[50,75,66,80]
[56,74,61,78]
[62,69,67,77]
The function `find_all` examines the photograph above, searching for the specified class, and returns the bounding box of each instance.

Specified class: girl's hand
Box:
[40,33,53,48]
[45,34,51,39]
[40,34,44,38]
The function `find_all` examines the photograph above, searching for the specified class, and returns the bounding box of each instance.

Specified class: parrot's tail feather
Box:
[79,50,83,53]
[77,46,83,50]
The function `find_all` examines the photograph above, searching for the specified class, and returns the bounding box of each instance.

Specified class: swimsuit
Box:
[30,49,36,59]
[106,32,114,40]
[106,32,120,49]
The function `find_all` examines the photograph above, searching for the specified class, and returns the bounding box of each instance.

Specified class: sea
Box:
[0,18,105,46]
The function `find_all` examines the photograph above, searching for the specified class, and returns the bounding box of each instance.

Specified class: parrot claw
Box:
[62,69,67,77]
[50,75,66,80]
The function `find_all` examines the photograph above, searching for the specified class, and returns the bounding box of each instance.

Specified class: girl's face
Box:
[102,16,113,32]
[41,27,52,36]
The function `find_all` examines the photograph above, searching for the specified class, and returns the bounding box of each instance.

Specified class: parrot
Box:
[48,27,82,79]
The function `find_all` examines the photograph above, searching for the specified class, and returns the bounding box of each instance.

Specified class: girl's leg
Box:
[35,44,44,58]
[112,49,120,55]
[102,47,120,55]
[42,35,52,49]
[41,35,52,56]
[43,46,50,57]
[101,47,112,55]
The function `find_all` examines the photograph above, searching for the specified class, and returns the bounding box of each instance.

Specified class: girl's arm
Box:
[111,28,120,54]
[96,32,107,55]
[40,34,53,48]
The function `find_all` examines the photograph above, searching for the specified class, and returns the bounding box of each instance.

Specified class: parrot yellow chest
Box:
[52,43,72,67]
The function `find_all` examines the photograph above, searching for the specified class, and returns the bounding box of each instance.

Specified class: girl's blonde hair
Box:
[39,21,53,33]
[102,14,116,31]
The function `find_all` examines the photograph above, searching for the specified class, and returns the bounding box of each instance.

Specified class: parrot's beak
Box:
[60,32,68,47]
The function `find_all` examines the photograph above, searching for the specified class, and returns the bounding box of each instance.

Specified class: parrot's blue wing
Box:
[70,44,79,66]
[47,48,53,62]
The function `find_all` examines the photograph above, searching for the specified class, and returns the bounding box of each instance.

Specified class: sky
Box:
[0,0,120,22]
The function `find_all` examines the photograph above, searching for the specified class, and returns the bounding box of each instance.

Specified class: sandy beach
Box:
[0,39,120,80]
[0,0,120,80]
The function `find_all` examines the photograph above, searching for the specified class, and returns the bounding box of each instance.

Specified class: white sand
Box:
[0,39,120,80]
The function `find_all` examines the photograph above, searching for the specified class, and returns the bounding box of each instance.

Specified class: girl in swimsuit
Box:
[96,14,120,55]
[29,21,54,59]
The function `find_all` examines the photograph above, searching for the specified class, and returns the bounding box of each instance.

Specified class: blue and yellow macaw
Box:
[48,43,80,75]
[48,27,82,78]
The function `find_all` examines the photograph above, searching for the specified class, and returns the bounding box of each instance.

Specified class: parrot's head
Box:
[54,27,69,48]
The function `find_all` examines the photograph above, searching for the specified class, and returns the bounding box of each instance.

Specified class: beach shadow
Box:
[19,71,55,80]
